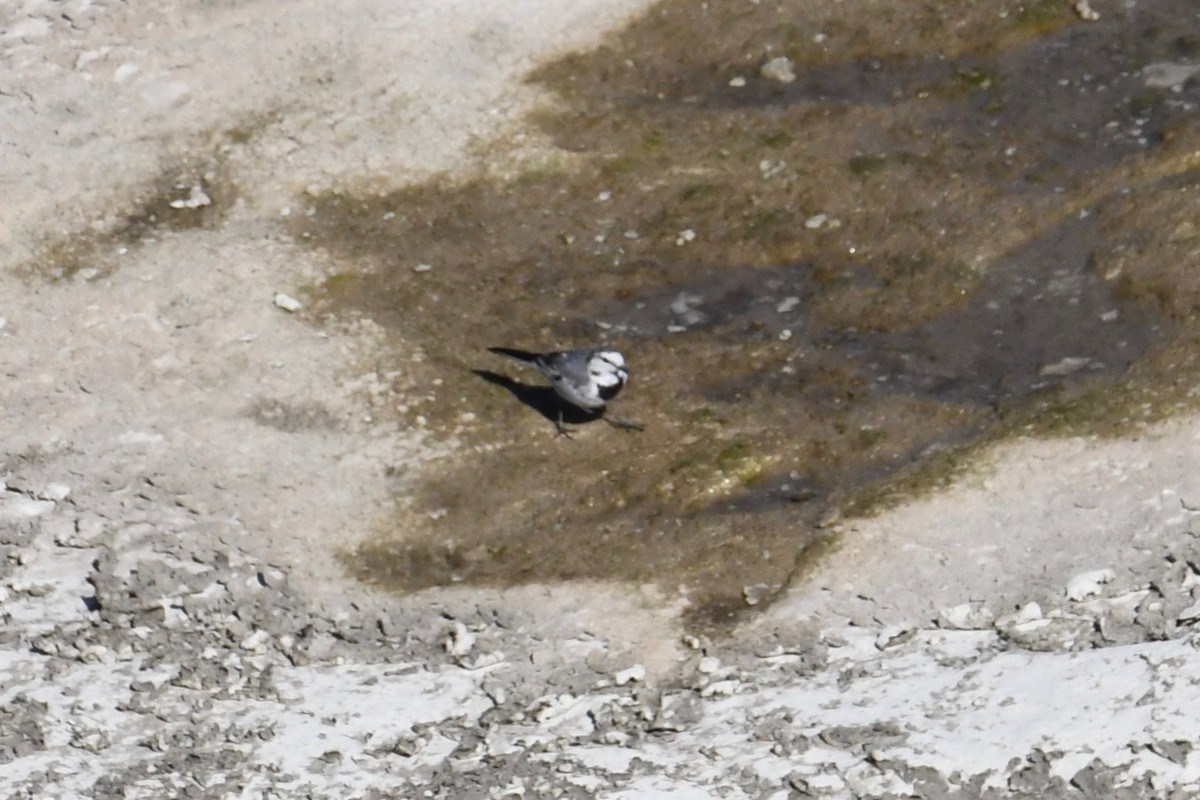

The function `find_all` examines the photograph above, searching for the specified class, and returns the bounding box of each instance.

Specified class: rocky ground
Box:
[4,0,1200,797]
[6,433,1200,799]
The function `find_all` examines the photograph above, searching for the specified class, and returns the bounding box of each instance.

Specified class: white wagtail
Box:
[488,346,644,437]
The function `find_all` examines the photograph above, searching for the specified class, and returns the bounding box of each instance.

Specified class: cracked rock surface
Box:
[8,465,1200,798]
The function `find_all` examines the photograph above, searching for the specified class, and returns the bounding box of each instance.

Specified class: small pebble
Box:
[273,293,303,312]
[168,184,211,209]
[1074,0,1099,20]
[759,160,786,179]
[760,56,796,84]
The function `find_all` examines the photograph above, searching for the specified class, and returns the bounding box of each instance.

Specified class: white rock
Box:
[1066,568,1115,601]
[413,263,433,273]
[760,56,796,84]
[614,664,646,685]
[1014,601,1043,623]
[700,678,740,697]
[1040,356,1091,377]
[532,693,579,723]
[937,602,995,630]
[759,159,786,179]
[168,184,211,209]
[728,76,746,88]
[273,293,303,312]
[38,482,71,501]
[444,621,476,657]
[1073,0,1099,21]
[743,583,773,605]
[1177,600,1200,623]
[70,728,112,754]
[240,629,270,651]
[78,644,110,664]
[875,624,917,650]
[697,656,721,674]
[457,651,505,671]
[792,772,846,795]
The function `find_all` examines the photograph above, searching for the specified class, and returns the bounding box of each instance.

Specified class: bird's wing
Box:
[535,351,574,380]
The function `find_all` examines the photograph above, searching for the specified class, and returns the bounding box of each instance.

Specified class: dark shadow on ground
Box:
[472,369,603,428]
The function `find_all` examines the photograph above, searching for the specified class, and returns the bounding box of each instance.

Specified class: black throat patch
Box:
[598,380,625,401]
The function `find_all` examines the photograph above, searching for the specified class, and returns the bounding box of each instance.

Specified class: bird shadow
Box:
[472,369,602,426]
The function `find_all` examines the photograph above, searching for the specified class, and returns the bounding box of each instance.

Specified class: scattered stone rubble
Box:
[4,459,1200,799]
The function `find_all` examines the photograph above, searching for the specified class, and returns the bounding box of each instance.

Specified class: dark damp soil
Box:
[293,0,1200,630]
[26,154,240,283]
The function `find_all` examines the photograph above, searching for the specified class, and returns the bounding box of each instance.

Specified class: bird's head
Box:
[590,350,630,400]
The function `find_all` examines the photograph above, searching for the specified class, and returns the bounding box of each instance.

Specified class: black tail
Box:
[488,347,541,364]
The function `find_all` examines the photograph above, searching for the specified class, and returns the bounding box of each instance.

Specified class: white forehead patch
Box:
[594,350,626,369]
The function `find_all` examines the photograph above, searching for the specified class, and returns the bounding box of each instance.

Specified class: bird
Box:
[488,346,644,437]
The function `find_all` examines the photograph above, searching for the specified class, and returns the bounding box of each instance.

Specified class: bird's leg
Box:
[553,403,574,439]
